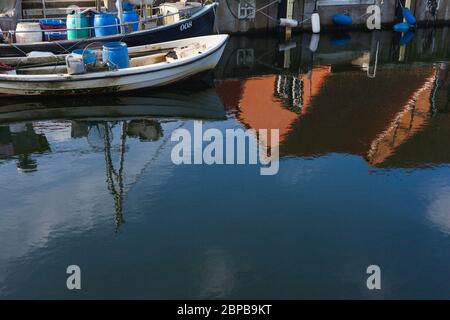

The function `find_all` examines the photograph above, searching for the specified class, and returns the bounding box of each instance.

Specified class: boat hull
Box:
[0,35,228,96]
[0,4,217,57]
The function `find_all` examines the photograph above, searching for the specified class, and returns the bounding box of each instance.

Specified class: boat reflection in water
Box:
[0,83,226,230]
[0,122,49,172]
[0,83,227,123]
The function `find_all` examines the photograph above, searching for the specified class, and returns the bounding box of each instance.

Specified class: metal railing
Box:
[6,7,190,36]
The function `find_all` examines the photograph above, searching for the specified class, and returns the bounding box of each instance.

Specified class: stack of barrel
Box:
[67,3,139,40]
[15,5,140,43]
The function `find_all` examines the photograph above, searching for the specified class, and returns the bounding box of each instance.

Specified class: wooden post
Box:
[285,0,295,40]
[397,0,408,63]
[141,0,148,30]
[399,44,406,62]
[283,0,295,69]
[404,0,411,23]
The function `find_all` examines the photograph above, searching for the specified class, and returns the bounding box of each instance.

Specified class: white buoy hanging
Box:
[278,41,297,52]
[279,18,299,28]
[311,0,321,34]
[116,0,125,34]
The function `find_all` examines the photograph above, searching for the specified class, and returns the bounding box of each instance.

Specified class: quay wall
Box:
[215,0,450,34]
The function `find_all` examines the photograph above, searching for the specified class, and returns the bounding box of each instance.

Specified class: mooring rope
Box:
[212,2,220,34]
[225,0,280,22]
[251,0,282,21]
[10,42,28,57]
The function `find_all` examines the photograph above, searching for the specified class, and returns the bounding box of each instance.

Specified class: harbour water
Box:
[1,29,450,299]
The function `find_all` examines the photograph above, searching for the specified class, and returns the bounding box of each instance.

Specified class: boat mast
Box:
[102,121,127,231]
[116,0,125,34]
[41,0,47,18]
[141,0,148,27]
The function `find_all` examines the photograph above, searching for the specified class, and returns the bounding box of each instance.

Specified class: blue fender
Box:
[403,8,417,25]
[393,22,410,33]
[399,31,415,46]
[332,13,353,26]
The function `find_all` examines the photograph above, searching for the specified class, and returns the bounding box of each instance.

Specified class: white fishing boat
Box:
[0,34,229,96]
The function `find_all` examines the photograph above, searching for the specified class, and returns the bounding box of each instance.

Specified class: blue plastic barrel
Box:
[102,42,129,69]
[393,22,410,33]
[403,8,417,25]
[332,13,353,26]
[88,14,96,37]
[123,10,139,32]
[123,3,135,11]
[94,13,118,37]
[73,49,97,65]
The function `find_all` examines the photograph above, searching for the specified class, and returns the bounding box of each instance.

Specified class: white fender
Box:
[311,12,321,34]
[278,42,297,52]
[279,18,299,28]
[309,34,320,52]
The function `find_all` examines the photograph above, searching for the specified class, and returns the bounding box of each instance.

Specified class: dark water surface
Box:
[1,29,450,299]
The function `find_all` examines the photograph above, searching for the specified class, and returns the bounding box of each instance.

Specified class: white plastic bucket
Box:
[128,0,155,5]
[15,23,42,44]
[66,54,86,75]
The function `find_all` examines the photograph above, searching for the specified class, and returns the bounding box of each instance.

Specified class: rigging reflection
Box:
[0,84,226,229]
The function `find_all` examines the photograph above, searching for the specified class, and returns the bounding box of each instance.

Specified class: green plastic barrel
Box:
[66,14,90,40]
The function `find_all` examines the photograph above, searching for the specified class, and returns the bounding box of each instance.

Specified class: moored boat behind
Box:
[0,2,218,57]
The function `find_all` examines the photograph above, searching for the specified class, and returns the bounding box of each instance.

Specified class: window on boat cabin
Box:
[238,0,256,19]
[317,0,375,5]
